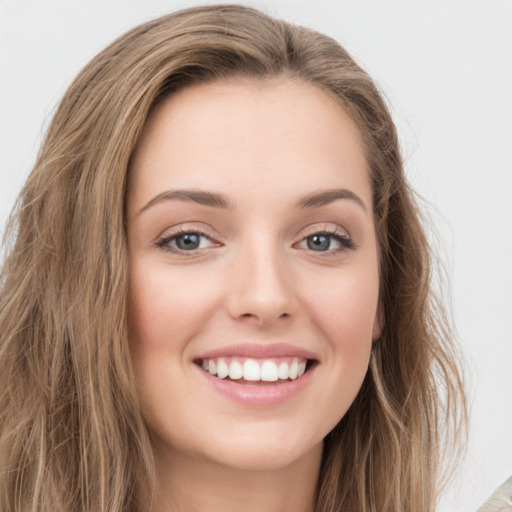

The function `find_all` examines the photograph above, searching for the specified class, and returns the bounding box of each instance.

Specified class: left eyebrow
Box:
[295,188,368,213]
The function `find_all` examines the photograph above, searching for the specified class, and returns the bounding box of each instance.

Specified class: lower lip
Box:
[196,365,315,406]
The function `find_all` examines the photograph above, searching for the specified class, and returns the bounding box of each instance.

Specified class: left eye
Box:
[298,233,353,252]
[157,232,215,252]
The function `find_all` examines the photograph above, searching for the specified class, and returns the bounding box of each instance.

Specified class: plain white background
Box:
[0,1,511,510]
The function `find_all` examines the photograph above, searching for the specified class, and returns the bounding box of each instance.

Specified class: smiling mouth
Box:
[195,357,317,384]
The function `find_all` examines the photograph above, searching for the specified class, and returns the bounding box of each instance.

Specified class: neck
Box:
[144,442,323,512]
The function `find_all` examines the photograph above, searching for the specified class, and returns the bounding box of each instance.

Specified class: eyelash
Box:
[155,227,356,255]
[156,227,218,255]
[296,227,356,255]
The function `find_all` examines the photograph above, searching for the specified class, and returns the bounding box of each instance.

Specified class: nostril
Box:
[238,311,291,322]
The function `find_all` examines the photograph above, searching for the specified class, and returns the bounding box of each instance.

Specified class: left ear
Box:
[372,304,384,341]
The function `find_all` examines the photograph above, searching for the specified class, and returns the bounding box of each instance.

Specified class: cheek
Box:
[128,259,218,351]
[298,259,379,403]
[305,265,379,343]
[301,265,378,429]
[127,261,213,433]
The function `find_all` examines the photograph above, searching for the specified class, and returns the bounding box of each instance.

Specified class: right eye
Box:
[156,231,218,253]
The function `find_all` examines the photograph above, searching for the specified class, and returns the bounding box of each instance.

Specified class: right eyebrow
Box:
[137,189,235,215]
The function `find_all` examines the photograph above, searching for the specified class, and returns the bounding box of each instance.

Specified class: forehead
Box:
[128,78,371,212]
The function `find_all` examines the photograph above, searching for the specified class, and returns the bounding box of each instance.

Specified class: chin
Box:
[202,438,323,472]
[186,419,326,472]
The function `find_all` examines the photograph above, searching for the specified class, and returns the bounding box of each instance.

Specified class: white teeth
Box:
[201,357,308,382]
[243,359,261,381]
[278,362,289,380]
[216,358,229,379]
[228,361,243,380]
[289,359,299,380]
[260,361,279,382]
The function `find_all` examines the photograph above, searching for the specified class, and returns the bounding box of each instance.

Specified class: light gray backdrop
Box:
[1,1,511,510]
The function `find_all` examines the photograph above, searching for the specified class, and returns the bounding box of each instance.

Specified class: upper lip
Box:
[195,343,319,361]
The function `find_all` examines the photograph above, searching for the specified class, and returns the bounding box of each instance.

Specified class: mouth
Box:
[193,343,319,405]
[194,356,318,385]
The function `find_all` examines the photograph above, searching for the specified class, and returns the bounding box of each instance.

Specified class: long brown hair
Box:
[0,5,467,511]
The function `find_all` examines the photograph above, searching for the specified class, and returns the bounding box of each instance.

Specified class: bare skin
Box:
[148,441,322,512]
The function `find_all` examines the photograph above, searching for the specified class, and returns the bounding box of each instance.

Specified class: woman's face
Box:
[126,78,381,471]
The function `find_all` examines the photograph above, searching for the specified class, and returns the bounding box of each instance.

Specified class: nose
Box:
[225,242,297,327]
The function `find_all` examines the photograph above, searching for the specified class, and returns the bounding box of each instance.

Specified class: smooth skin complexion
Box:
[127,78,381,512]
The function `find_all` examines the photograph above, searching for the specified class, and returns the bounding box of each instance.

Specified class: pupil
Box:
[307,235,330,251]
[176,234,200,250]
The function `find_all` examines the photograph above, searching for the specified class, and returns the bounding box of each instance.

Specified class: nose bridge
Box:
[226,232,296,325]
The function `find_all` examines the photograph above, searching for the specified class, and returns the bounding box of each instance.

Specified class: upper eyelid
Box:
[294,224,356,252]
[156,230,220,256]
[155,222,353,245]
[159,231,213,244]
[157,223,219,241]
[161,232,216,245]
[296,223,351,239]
[295,231,353,247]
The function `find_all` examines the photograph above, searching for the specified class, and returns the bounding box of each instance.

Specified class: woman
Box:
[0,5,467,512]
